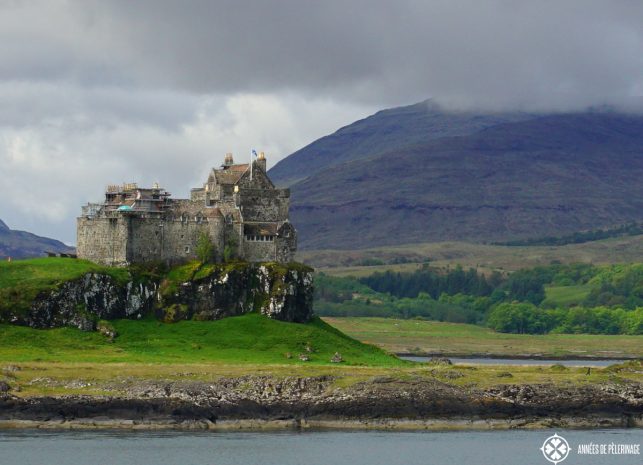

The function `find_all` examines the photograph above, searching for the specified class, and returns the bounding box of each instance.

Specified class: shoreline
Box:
[1,415,641,432]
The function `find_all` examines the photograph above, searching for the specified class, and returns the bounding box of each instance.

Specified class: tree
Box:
[223,233,239,262]
[196,231,215,264]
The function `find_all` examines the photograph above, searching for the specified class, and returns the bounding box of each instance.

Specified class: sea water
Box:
[0,429,640,465]
[400,356,626,367]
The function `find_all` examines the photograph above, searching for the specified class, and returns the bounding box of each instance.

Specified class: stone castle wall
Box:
[77,217,129,266]
[239,189,290,222]
[127,216,225,265]
[78,161,297,266]
[77,214,227,266]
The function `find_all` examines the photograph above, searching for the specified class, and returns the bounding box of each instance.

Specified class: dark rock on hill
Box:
[271,102,643,249]
[0,219,74,259]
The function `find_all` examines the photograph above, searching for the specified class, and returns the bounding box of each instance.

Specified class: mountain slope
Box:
[282,110,643,250]
[269,100,532,186]
[0,220,74,259]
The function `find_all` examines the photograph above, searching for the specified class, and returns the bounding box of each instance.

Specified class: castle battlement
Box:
[77,153,297,266]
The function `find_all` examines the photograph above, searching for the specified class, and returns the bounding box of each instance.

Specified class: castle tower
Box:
[256,151,267,172]
[223,152,234,166]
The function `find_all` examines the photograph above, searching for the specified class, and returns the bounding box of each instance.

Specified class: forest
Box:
[314,263,643,335]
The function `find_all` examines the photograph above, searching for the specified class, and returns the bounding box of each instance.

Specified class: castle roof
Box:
[213,164,249,185]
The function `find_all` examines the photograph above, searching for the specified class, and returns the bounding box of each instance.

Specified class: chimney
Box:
[256,151,267,172]
[223,152,234,166]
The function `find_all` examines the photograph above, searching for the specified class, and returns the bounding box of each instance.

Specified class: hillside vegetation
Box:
[272,101,643,249]
[299,235,643,272]
[315,263,643,335]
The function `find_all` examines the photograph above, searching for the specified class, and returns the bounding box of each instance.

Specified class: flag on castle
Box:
[250,149,258,179]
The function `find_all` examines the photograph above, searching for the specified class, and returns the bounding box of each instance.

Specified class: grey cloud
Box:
[64,0,643,110]
[3,1,643,109]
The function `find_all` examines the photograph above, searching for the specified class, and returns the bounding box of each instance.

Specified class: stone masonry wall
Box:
[241,238,277,262]
[77,217,129,267]
[128,217,224,265]
[239,189,290,222]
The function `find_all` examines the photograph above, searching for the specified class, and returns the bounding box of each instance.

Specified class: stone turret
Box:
[256,151,267,172]
[223,152,234,166]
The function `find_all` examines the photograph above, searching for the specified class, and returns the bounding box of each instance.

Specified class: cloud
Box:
[0,85,372,243]
[1,0,643,243]
[70,0,643,109]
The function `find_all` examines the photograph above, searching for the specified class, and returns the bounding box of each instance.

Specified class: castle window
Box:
[184,246,190,254]
[180,234,184,239]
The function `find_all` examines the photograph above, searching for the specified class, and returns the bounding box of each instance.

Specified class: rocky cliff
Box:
[1,262,314,330]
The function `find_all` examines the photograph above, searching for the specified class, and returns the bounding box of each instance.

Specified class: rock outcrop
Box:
[159,264,313,324]
[2,262,314,330]
[0,376,641,429]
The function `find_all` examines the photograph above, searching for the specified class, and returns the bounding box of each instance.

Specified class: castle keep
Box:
[77,153,297,266]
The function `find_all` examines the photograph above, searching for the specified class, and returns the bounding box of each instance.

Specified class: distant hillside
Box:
[271,103,643,250]
[0,219,74,259]
[269,100,532,186]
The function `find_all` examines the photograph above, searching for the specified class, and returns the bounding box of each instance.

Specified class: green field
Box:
[543,284,592,306]
[323,317,643,358]
[0,313,403,367]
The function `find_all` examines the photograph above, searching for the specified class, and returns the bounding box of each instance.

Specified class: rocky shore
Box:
[1,376,641,431]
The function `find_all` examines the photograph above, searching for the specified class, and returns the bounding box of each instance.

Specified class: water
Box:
[0,429,640,465]
[400,356,626,367]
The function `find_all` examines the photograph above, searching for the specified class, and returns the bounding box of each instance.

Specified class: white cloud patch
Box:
[0,84,372,243]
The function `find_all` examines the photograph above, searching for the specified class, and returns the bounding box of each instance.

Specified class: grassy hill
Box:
[0,258,402,367]
[0,314,403,366]
[272,102,643,250]
[0,257,128,314]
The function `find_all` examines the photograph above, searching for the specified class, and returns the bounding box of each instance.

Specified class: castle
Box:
[77,152,297,266]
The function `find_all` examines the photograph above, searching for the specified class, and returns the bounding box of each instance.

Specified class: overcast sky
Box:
[2,0,643,244]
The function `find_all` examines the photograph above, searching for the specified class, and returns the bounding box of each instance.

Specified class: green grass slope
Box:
[0,258,129,314]
[0,314,404,366]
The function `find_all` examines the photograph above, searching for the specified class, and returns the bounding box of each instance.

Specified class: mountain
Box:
[0,220,74,259]
[270,102,643,250]
[269,100,532,187]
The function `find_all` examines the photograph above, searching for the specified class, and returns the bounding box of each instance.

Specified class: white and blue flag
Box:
[251,149,258,157]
